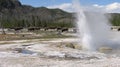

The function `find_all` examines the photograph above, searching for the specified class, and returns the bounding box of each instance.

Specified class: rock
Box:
[66,43,75,49]
[65,43,82,50]
[99,47,112,53]
[74,45,82,50]
[13,48,23,53]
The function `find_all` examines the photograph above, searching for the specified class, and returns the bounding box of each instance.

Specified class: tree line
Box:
[0,14,74,28]
[110,13,120,26]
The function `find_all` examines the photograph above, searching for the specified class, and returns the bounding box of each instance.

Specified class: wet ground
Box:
[0,31,120,67]
[0,38,119,67]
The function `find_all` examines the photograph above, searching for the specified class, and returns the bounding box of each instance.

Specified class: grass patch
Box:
[0,31,75,41]
[40,31,74,38]
[0,42,13,44]
[42,34,72,38]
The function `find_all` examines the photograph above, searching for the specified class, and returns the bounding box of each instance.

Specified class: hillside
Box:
[0,0,74,28]
[0,0,120,28]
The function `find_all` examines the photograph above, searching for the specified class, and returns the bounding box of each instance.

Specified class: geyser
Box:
[73,0,111,51]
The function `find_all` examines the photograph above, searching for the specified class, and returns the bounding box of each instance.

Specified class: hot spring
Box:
[73,0,120,51]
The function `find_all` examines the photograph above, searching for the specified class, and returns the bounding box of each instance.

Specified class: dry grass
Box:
[0,42,16,45]
[0,32,74,41]
[0,34,25,41]
[0,34,42,41]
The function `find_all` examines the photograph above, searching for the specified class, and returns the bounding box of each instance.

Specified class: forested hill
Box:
[0,0,120,28]
[0,0,74,28]
[109,13,120,26]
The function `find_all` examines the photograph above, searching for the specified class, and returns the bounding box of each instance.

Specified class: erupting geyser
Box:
[73,0,111,51]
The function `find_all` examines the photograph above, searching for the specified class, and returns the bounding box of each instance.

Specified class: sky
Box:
[19,0,120,13]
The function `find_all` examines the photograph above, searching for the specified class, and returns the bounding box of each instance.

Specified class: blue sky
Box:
[19,0,120,13]
[19,0,120,7]
[19,0,72,7]
[80,0,120,5]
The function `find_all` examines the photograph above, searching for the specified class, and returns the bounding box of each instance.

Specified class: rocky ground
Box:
[0,31,120,67]
[0,38,120,67]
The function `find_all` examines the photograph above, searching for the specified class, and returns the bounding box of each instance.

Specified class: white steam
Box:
[73,0,112,51]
